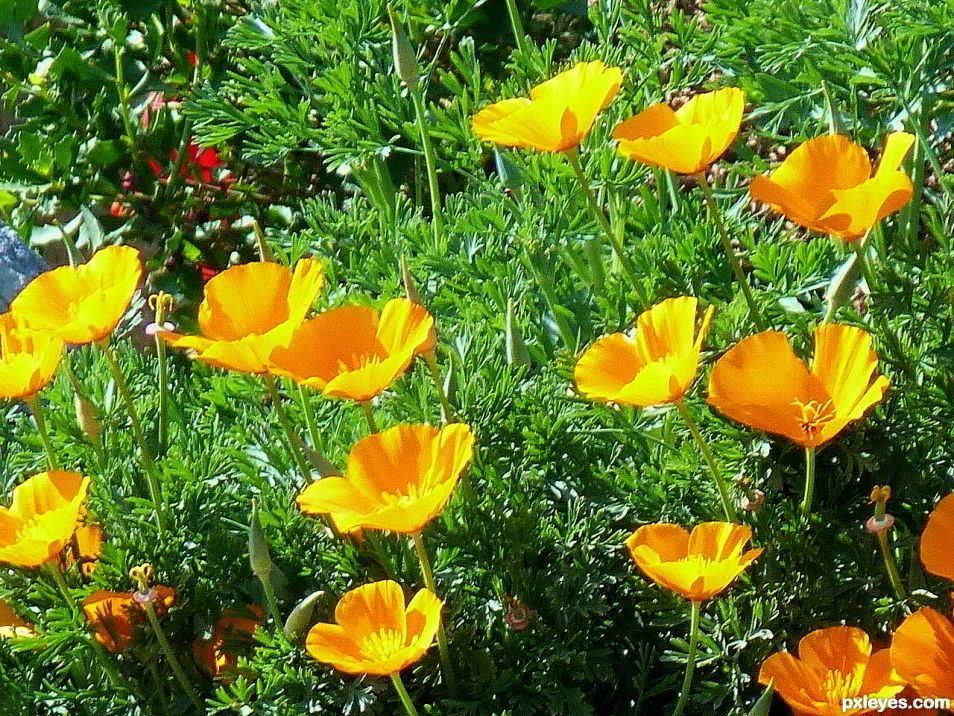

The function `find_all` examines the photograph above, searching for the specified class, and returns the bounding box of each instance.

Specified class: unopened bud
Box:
[400,256,422,304]
[494,149,524,191]
[443,352,457,407]
[249,499,274,581]
[74,393,102,444]
[387,5,419,87]
[506,298,531,367]
[300,443,343,477]
[824,253,861,323]
[283,589,325,640]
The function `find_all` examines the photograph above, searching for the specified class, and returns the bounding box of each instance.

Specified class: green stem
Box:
[361,400,379,434]
[261,569,283,629]
[876,531,906,601]
[409,83,444,253]
[672,601,702,716]
[411,532,457,697]
[425,354,454,423]
[113,44,137,151]
[297,384,322,450]
[143,601,206,713]
[262,375,312,482]
[154,334,169,454]
[98,340,166,535]
[390,672,422,716]
[503,0,529,54]
[695,174,767,331]
[800,446,816,518]
[26,395,57,470]
[675,401,734,521]
[46,565,128,692]
[523,243,577,350]
[566,149,650,310]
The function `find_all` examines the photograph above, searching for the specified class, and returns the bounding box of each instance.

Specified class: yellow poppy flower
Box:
[10,245,142,345]
[749,132,914,240]
[707,324,889,449]
[759,626,905,715]
[82,586,176,653]
[891,607,954,700]
[0,313,63,400]
[160,258,324,374]
[625,522,762,602]
[919,494,954,583]
[306,580,442,676]
[0,471,90,568]
[0,598,36,639]
[613,87,744,175]
[269,298,434,402]
[297,423,474,534]
[574,296,714,407]
[472,60,623,153]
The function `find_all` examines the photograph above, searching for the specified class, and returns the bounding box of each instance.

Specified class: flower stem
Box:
[522,243,577,350]
[566,149,650,310]
[672,600,702,716]
[390,672,422,716]
[854,237,879,295]
[411,531,457,697]
[425,354,454,423]
[694,174,767,331]
[503,0,528,54]
[46,564,128,692]
[800,446,816,518]
[154,332,170,455]
[143,601,206,713]
[262,375,312,482]
[261,570,283,630]
[25,395,57,470]
[409,83,444,253]
[877,531,907,601]
[675,400,734,521]
[98,340,166,535]
[361,400,379,434]
[297,384,322,450]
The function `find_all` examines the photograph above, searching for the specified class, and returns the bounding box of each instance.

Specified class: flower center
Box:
[822,668,862,703]
[359,627,404,661]
[380,483,423,507]
[793,398,835,440]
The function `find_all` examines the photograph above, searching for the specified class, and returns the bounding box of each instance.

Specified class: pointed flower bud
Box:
[387,5,419,87]
[283,589,325,640]
[401,255,422,304]
[506,298,531,366]
[249,499,274,582]
[74,392,102,444]
[494,149,524,191]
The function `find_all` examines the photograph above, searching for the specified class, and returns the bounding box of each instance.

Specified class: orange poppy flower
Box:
[82,586,176,653]
[891,607,954,700]
[0,598,36,639]
[0,471,90,568]
[65,523,103,578]
[613,87,744,175]
[707,324,889,449]
[625,522,762,601]
[160,258,325,374]
[193,605,263,679]
[306,580,441,676]
[920,494,954,582]
[0,313,64,400]
[574,296,714,407]
[297,423,474,534]
[10,245,142,345]
[471,61,623,153]
[749,132,914,241]
[269,298,434,402]
[759,625,905,715]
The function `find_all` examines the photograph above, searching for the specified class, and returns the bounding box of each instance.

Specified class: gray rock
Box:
[0,221,47,312]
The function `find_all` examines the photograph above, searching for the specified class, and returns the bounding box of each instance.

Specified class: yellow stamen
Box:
[792,398,835,440]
